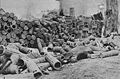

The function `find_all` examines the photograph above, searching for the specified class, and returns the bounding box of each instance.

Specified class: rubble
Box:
[0,8,120,79]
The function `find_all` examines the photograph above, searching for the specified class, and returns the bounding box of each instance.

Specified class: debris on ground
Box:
[0,8,120,79]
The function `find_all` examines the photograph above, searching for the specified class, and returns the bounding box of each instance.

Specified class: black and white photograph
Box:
[0,0,119,79]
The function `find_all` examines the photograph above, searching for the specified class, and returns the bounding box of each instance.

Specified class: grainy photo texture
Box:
[0,0,120,79]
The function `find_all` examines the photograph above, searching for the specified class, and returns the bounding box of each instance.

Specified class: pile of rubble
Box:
[1,32,120,79]
[0,8,120,79]
[0,8,104,48]
[0,38,62,78]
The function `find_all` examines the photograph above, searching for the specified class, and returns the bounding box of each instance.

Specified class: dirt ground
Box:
[2,55,120,79]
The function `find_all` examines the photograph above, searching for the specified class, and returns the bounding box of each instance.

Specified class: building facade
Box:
[57,0,106,17]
